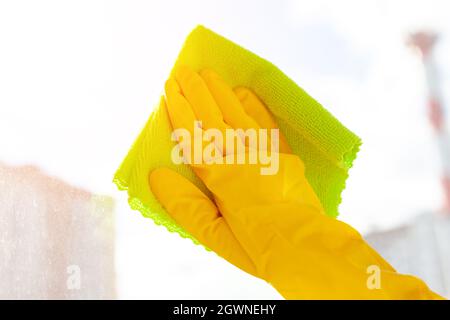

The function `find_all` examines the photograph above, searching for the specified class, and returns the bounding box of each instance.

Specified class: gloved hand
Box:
[149,65,443,299]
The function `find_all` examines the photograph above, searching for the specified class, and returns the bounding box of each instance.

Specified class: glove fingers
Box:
[201,68,285,154]
[199,69,261,131]
[234,86,291,153]
[149,168,257,276]
[174,66,240,155]
[165,78,198,132]
[165,80,223,162]
[175,65,230,133]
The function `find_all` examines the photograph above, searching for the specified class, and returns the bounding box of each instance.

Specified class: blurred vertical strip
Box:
[0,163,115,299]
[409,32,450,214]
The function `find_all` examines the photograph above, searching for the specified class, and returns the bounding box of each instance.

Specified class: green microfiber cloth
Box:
[113,25,361,246]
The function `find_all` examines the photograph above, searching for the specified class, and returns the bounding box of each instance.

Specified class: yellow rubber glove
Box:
[150,65,443,299]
